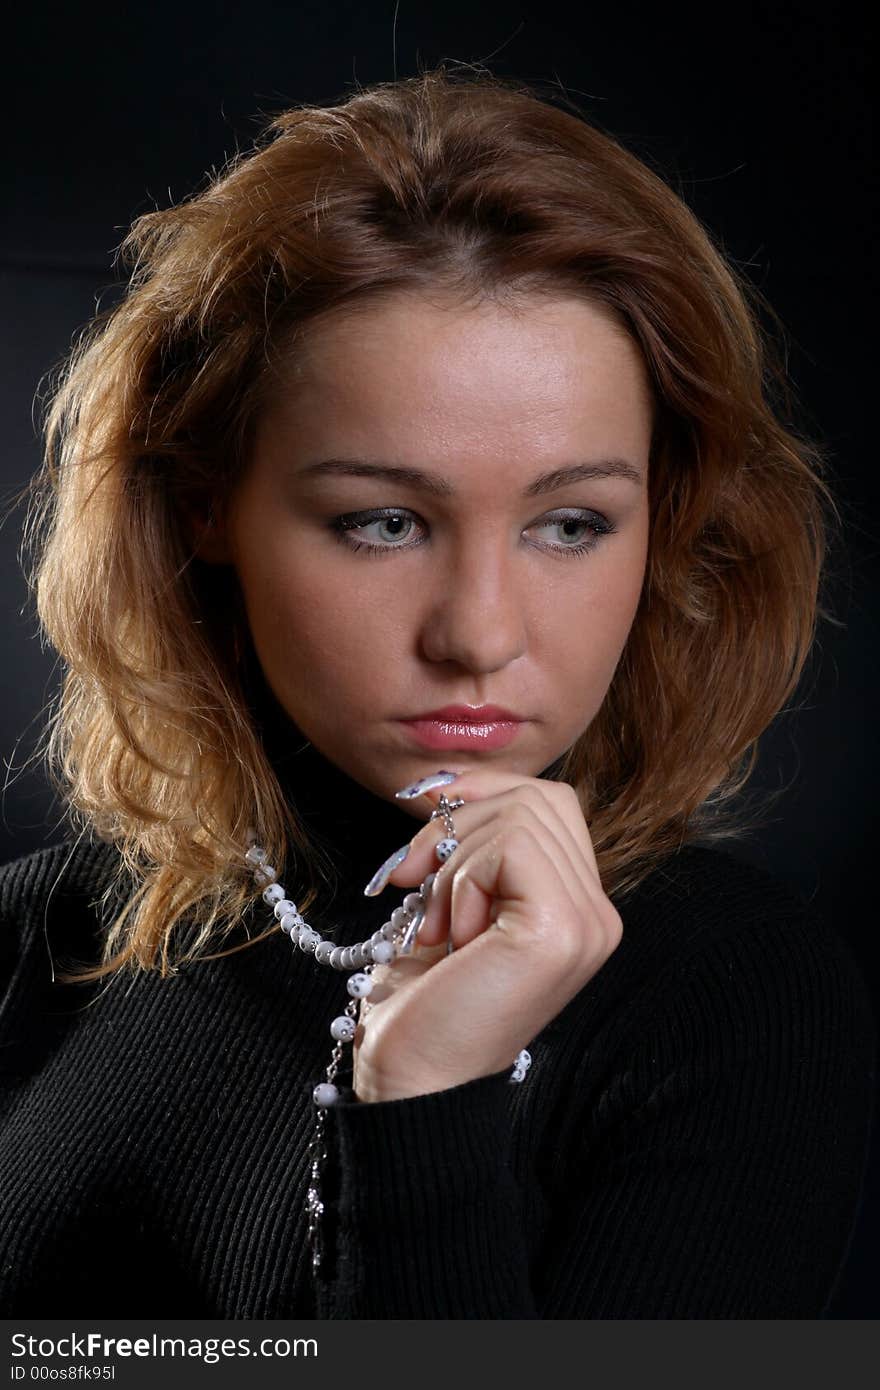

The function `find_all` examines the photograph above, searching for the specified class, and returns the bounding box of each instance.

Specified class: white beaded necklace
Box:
[244,790,532,1277]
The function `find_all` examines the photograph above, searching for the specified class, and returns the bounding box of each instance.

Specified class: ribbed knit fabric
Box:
[0,732,876,1317]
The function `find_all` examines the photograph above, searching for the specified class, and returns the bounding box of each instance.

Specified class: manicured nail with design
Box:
[363,842,411,897]
[394,770,459,800]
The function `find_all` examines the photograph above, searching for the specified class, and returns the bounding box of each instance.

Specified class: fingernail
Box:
[363,842,410,896]
[394,770,459,800]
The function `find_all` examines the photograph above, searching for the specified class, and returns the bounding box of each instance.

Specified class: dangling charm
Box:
[431,792,462,866]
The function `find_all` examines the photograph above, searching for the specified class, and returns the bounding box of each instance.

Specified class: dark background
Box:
[1,1,875,1315]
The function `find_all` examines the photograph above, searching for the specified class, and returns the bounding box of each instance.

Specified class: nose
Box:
[417,531,528,673]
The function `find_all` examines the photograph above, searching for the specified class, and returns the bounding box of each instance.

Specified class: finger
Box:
[401,793,598,950]
[390,765,600,885]
[461,826,621,971]
[390,779,601,922]
[397,761,587,843]
[442,825,589,961]
[417,800,599,950]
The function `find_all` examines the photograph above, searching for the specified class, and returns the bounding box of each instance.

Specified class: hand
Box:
[351,766,623,1103]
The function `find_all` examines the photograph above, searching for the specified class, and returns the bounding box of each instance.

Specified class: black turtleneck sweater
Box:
[0,706,875,1318]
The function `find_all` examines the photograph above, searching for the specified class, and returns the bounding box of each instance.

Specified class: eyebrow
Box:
[298,457,645,496]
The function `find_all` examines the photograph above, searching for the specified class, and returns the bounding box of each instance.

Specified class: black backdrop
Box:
[1,0,875,1315]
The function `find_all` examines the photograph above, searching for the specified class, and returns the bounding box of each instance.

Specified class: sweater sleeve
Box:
[316,905,876,1319]
[316,1066,531,1318]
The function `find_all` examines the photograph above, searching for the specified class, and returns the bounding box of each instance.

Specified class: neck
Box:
[248,668,422,914]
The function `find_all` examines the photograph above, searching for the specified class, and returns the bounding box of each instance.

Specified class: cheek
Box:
[241,546,405,689]
[546,534,647,680]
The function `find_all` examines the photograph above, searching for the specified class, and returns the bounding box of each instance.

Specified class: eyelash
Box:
[329,507,617,559]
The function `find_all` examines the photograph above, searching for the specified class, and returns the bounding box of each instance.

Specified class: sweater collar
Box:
[247,666,427,917]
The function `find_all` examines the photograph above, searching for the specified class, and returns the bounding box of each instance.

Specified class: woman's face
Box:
[213,291,653,818]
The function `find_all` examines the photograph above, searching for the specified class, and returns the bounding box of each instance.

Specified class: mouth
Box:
[397,716,525,751]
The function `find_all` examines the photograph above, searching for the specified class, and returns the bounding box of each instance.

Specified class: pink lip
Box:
[399,718,524,751]
[405,704,523,723]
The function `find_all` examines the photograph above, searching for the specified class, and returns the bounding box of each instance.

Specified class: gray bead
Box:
[370,940,396,964]
[391,906,410,929]
[346,972,374,999]
[403,892,423,914]
[330,1015,356,1042]
[313,1082,339,1106]
[273,898,298,920]
[314,940,335,965]
[435,838,458,862]
[381,920,397,940]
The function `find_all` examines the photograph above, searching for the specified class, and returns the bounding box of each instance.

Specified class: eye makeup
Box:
[328,507,617,559]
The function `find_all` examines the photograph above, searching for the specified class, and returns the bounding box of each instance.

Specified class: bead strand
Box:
[244,826,532,1276]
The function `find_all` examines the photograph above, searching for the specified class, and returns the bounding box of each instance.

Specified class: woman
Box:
[0,65,874,1319]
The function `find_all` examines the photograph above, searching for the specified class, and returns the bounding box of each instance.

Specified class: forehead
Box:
[258,291,654,466]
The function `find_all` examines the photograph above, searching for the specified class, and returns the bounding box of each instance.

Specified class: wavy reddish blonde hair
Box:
[23,63,842,982]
